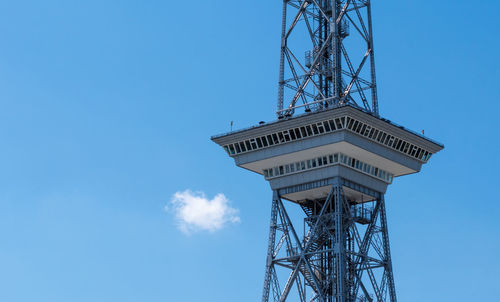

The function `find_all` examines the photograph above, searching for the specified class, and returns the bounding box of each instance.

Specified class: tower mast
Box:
[212,1,443,301]
[277,0,378,118]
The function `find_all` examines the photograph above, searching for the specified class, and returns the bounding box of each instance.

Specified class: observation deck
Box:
[212,105,443,204]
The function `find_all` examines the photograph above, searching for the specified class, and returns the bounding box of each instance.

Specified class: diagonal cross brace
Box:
[277,186,337,302]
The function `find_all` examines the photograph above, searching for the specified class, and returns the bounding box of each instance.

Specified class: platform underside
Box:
[283,184,377,204]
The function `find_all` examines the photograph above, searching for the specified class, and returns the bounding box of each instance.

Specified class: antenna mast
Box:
[277,0,378,118]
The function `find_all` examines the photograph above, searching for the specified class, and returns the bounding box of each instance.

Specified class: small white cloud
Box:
[168,190,240,234]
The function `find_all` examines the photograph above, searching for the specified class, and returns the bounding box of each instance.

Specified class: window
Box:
[307,160,312,169]
[278,132,285,143]
[410,145,418,157]
[306,125,313,136]
[296,162,301,171]
[347,119,358,131]
[267,135,274,146]
[334,153,339,162]
[311,124,319,135]
[329,155,334,164]
[387,136,395,147]
[272,133,279,144]
[239,142,246,152]
[229,145,236,155]
[353,121,361,132]
[294,128,302,139]
[391,138,399,149]
[356,124,366,135]
[256,137,263,148]
[290,164,295,173]
[301,161,306,170]
[425,152,431,161]
[285,165,290,174]
[279,166,284,175]
[263,170,269,177]
[250,139,257,149]
[329,120,336,131]
[395,139,402,150]
[317,157,323,167]
[300,127,307,137]
[283,131,290,142]
[323,121,331,132]
[347,118,355,129]
[289,129,296,140]
[384,135,391,145]
[403,143,410,153]
[422,151,429,161]
[379,133,386,143]
[317,122,325,133]
[262,136,269,147]
[398,141,406,152]
[364,126,372,136]
[335,118,343,129]
[416,148,423,160]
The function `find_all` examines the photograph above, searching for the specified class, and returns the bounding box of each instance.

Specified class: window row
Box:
[262,152,394,183]
[223,117,347,155]
[222,115,433,163]
[344,117,432,162]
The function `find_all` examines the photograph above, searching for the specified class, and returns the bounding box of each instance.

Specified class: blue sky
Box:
[0,0,498,301]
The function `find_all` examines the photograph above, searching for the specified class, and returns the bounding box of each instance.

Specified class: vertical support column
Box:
[332,0,342,104]
[262,191,280,302]
[379,197,397,302]
[366,0,379,116]
[333,184,346,302]
[277,0,287,117]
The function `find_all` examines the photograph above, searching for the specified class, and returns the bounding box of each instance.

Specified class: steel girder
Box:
[261,181,396,302]
[277,0,379,118]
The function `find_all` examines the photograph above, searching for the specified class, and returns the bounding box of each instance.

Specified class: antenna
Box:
[277,0,378,118]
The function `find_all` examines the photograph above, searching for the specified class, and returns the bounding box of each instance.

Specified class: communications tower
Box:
[212,1,443,301]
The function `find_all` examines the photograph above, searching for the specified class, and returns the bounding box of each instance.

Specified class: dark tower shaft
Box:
[277,0,378,117]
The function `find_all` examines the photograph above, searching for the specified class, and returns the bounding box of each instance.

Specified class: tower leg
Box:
[380,198,397,302]
[333,185,346,302]
[262,192,280,302]
[261,180,396,302]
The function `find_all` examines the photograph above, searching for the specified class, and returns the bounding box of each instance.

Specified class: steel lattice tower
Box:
[277,0,378,118]
[212,1,443,301]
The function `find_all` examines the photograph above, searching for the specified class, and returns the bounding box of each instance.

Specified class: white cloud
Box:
[168,190,240,234]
